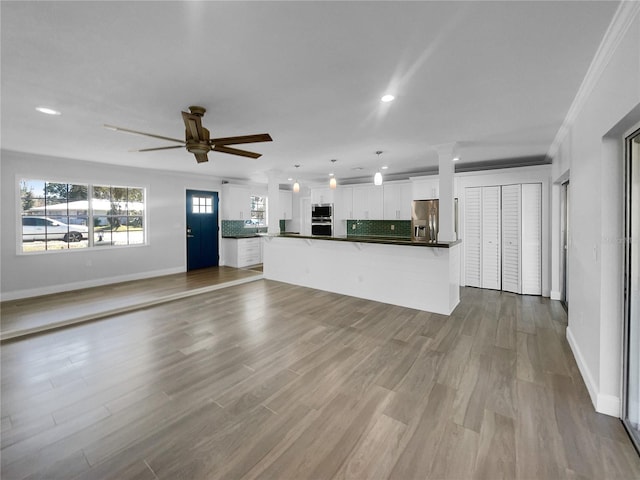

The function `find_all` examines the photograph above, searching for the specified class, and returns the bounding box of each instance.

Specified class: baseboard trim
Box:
[566,326,621,417]
[550,290,562,300]
[597,393,622,417]
[0,267,185,302]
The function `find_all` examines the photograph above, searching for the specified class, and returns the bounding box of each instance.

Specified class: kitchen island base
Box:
[263,236,460,315]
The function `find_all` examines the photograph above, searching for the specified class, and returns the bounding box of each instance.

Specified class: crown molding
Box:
[547,1,640,159]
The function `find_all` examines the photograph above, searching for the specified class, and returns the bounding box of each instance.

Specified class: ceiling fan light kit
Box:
[106,105,272,164]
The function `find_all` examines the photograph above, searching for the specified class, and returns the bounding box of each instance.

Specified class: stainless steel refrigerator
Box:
[411,199,457,242]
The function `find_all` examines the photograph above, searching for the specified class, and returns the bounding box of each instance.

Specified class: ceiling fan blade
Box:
[209,133,273,146]
[104,124,184,144]
[194,153,209,163]
[130,145,184,152]
[181,111,204,141]
[213,145,262,159]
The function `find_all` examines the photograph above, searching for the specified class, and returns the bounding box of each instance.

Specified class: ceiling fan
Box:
[105,106,272,163]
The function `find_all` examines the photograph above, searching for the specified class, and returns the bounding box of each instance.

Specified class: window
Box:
[19,179,145,253]
[247,195,267,227]
[192,195,213,214]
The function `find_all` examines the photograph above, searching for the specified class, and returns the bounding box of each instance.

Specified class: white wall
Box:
[550,6,640,416]
[1,150,224,300]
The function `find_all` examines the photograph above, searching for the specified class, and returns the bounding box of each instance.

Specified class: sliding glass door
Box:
[623,127,640,451]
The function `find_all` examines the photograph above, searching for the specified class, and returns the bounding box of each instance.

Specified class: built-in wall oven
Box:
[311,204,333,236]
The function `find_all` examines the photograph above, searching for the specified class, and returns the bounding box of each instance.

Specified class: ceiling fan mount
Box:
[187,105,206,117]
[105,105,272,164]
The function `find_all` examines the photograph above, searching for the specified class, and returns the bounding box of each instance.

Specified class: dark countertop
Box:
[273,233,461,248]
[221,234,266,239]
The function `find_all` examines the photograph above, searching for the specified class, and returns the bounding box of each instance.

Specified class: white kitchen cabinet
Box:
[352,185,383,220]
[311,187,334,205]
[383,182,412,219]
[279,190,293,220]
[412,177,439,200]
[222,237,263,268]
[221,184,251,220]
[335,186,353,220]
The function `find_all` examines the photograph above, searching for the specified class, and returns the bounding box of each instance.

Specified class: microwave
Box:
[312,204,332,218]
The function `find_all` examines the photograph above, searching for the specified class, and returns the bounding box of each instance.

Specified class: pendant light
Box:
[374,151,383,186]
[293,164,300,193]
[329,159,337,189]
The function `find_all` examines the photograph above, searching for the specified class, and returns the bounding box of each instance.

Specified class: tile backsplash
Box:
[223,219,411,237]
[346,220,411,237]
[221,220,267,236]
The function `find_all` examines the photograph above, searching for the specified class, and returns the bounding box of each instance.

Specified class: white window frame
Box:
[16,178,148,255]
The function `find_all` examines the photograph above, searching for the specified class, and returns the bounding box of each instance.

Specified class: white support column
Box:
[267,171,280,235]
[437,143,457,242]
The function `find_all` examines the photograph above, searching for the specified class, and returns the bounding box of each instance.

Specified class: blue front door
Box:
[186,190,219,270]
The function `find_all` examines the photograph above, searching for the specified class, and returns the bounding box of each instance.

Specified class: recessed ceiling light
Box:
[453,156,460,162]
[35,106,61,116]
[287,177,293,181]
[381,165,389,170]
[381,94,395,103]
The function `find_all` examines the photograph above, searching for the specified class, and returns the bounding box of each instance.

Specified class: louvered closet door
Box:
[501,184,522,293]
[464,187,482,287]
[521,183,542,295]
[482,186,501,290]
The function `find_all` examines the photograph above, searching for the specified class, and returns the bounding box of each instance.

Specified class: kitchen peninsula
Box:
[263,234,461,315]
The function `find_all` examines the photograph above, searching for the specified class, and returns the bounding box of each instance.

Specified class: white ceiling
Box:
[1,1,618,186]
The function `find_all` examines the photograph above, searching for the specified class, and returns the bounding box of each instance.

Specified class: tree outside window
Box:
[19,179,145,253]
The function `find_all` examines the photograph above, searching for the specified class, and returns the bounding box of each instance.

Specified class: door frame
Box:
[561,180,570,310]
[622,126,640,453]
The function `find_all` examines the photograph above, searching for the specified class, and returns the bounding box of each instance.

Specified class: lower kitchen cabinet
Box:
[222,237,263,268]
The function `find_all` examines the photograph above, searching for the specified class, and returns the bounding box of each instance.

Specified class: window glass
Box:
[93,185,145,247]
[192,195,213,214]
[20,180,89,252]
[247,195,266,227]
[19,179,145,253]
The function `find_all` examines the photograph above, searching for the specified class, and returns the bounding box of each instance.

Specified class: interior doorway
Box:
[186,190,219,271]
[623,127,640,452]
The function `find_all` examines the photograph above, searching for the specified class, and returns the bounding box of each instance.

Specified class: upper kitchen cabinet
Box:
[221,184,251,220]
[310,187,334,205]
[279,190,293,220]
[335,186,354,220]
[383,182,412,220]
[352,184,383,220]
[412,177,440,200]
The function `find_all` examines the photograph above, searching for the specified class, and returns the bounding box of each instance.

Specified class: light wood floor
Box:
[0,266,263,340]
[1,281,639,479]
